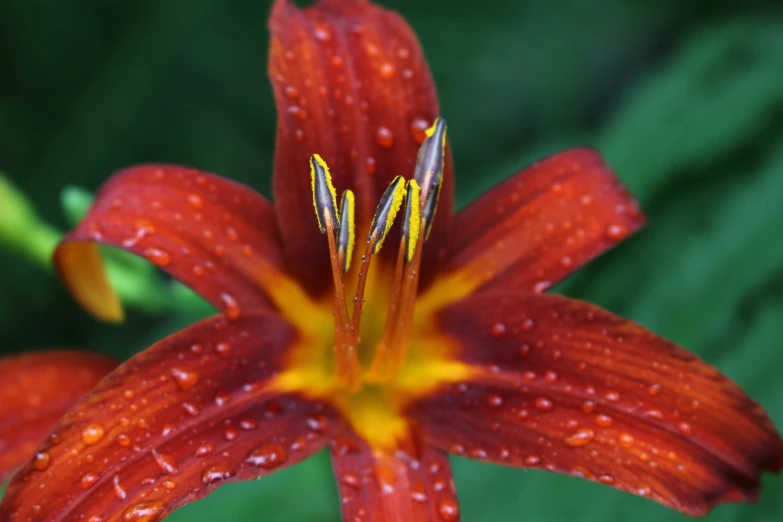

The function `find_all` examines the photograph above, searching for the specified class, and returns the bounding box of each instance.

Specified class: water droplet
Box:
[438,499,459,521]
[313,23,331,41]
[648,383,661,395]
[196,443,214,456]
[306,415,329,434]
[409,117,430,144]
[215,342,232,357]
[619,433,635,448]
[202,463,236,485]
[80,472,99,489]
[598,473,615,484]
[152,450,178,474]
[565,427,595,447]
[487,393,504,409]
[143,247,171,267]
[340,473,361,489]
[113,474,127,499]
[605,391,620,402]
[187,194,203,209]
[287,105,309,120]
[246,443,287,469]
[375,126,394,148]
[82,424,105,445]
[491,322,506,337]
[294,129,305,142]
[606,223,628,240]
[223,427,238,441]
[379,62,395,79]
[595,414,613,428]
[534,397,553,412]
[581,401,596,414]
[182,402,200,416]
[284,85,299,99]
[32,451,50,470]
[521,318,535,331]
[170,367,199,392]
[122,501,165,522]
[239,418,257,430]
[678,422,692,435]
[220,293,241,320]
[645,409,663,420]
[544,370,559,384]
[560,256,573,268]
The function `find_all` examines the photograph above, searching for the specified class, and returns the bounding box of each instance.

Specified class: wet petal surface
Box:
[55,165,286,321]
[0,351,116,483]
[330,429,459,521]
[409,292,783,515]
[269,0,453,294]
[0,313,331,521]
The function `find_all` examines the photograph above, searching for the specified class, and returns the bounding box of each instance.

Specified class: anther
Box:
[413,118,447,239]
[310,154,339,234]
[367,176,406,253]
[337,190,356,273]
[401,180,421,262]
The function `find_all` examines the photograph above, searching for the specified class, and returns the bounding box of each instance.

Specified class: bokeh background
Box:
[1,0,782,520]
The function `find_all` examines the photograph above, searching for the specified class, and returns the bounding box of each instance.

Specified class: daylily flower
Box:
[0,351,116,484]
[2,0,781,520]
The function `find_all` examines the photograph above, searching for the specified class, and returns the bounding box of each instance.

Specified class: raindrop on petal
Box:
[202,463,236,485]
[82,424,105,445]
[246,443,287,469]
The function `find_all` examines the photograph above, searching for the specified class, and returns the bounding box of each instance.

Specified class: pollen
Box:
[368,176,406,253]
[310,154,339,233]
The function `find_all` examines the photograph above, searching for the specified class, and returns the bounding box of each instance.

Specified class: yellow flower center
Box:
[267,119,475,448]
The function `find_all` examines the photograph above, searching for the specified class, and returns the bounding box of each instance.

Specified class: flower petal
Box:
[409,292,783,515]
[330,430,459,521]
[0,312,332,520]
[269,0,453,294]
[0,351,116,484]
[54,165,286,321]
[440,148,644,296]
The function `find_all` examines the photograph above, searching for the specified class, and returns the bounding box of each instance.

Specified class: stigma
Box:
[309,118,447,391]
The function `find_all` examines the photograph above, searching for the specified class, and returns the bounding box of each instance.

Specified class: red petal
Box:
[330,430,459,521]
[269,0,453,294]
[0,351,116,483]
[409,292,783,515]
[0,313,331,521]
[443,148,645,294]
[54,165,286,321]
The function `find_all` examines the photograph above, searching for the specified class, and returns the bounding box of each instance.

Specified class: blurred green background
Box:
[1,0,782,520]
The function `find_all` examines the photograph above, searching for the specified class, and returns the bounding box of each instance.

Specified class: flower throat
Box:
[310,118,447,392]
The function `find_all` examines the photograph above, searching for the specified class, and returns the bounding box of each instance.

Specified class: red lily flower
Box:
[2,0,781,520]
[0,351,116,484]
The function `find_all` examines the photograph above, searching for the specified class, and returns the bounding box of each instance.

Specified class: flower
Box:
[2,0,781,520]
[0,351,115,484]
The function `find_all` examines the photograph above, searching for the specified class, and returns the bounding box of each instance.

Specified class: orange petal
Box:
[269,0,453,295]
[0,312,332,520]
[54,165,286,321]
[0,351,116,484]
[443,148,645,295]
[330,430,459,521]
[409,292,783,515]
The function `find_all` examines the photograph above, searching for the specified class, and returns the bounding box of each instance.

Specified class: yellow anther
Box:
[338,190,356,273]
[401,180,421,262]
[310,154,339,233]
[368,176,406,254]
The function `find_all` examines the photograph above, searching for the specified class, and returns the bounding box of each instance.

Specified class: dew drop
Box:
[645,409,664,420]
[581,401,596,414]
[220,293,241,320]
[152,449,178,474]
[82,424,106,445]
[196,443,214,457]
[375,126,394,148]
[534,397,553,412]
[143,248,172,267]
[366,156,376,174]
[379,62,395,79]
[239,418,257,430]
[80,472,99,489]
[246,443,287,469]
[313,23,331,41]
[595,414,613,428]
[410,117,430,144]
[284,85,299,99]
[340,473,361,489]
[438,499,459,521]
[287,105,309,120]
[215,342,232,357]
[648,383,661,396]
[187,194,203,209]
[619,433,635,448]
[564,427,595,447]
[170,367,199,392]
[606,223,628,240]
[123,501,165,522]
[202,463,236,485]
[521,318,535,331]
[32,451,50,470]
[487,393,504,409]
[491,322,506,337]
[182,402,200,416]
[598,473,615,484]
[678,422,692,435]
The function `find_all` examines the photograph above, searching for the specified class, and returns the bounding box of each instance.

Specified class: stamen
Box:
[401,180,421,262]
[367,176,406,253]
[310,154,339,233]
[310,155,361,391]
[413,118,447,239]
[337,190,356,273]
[368,119,448,382]
[351,176,407,334]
